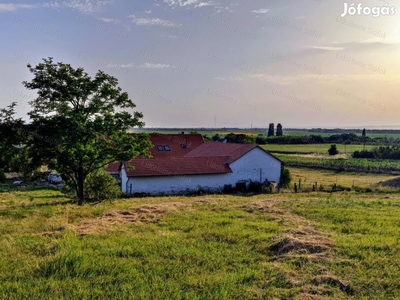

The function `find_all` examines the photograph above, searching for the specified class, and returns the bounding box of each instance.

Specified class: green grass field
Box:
[1,185,400,298]
[261,144,374,155]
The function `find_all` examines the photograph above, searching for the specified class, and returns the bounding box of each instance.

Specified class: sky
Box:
[1,0,400,129]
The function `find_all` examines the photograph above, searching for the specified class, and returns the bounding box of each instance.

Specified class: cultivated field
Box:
[261,144,374,155]
[1,186,400,298]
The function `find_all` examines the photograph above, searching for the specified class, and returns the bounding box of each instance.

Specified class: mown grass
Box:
[1,188,400,298]
[279,194,400,298]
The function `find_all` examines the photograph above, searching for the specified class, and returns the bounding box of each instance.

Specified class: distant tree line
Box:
[353,146,400,160]
[211,131,398,146]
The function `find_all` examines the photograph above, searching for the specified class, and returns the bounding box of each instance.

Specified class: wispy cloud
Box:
[0,3,39,12]
[195,2,215,8]
[163,0,215,8]
[107,63,174,69]
[99,17,120,24]
[0,1,114,14]
[164,0,198,7]
[308,46,345,51]
[129,15,178,27]
[61,0,115,14]
[252,8,269,14]
[138,63,173,69]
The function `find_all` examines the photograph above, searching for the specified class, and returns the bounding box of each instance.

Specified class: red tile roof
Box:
[185,142,257,163]
[132,133,205,158]
[105,161,121,173]
[125,156,232,177]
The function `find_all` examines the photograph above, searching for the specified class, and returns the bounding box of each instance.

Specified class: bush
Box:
[328,144,339,156]
[352,150,375,159]
[84,169,122,202]
[279,167,292,188]
[62,169,121,202]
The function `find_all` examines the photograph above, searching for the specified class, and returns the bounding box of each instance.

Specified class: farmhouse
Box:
[107,133,282,196]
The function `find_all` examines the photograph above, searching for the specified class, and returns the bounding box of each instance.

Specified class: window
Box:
[164,145,170,151]
[157,145,164,151]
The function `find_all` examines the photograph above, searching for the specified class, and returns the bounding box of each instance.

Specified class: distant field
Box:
[288,167,398,191]
[133,128,400,139]
[2,189,400,298]
[261,144,374,155]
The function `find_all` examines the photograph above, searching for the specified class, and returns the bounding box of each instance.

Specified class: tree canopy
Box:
[23,57,151,205]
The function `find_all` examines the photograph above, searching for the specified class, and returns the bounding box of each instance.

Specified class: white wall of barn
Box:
[124,173,232,195]
[120,147,282,195]
[229,147,281,183]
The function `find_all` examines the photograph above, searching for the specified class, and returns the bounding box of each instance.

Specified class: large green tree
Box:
[23,58,151,205]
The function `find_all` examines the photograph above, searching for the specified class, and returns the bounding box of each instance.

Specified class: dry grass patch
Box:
[72,202,189,235]
[243,199,354,297]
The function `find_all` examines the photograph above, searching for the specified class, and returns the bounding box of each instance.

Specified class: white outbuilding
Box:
[107,133,282,196]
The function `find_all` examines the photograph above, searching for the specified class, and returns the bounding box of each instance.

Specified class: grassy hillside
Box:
[1,187,400,298]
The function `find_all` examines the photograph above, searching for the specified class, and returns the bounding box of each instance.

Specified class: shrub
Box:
[279,167,292,188]
[62,169,121,202]
[84,169,122,202]
[352,150,375,158]
[328,144,339,156]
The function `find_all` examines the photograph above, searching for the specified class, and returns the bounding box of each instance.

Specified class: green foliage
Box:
[268,123,274,137]
[224,133,255,144]
[0,168,6,183]
[84,169,121,202]
[0,102,26,171]
[352,150,375,159]
[23,58,151,205]
[276,123,283,136]
[328,144,339,156]
[279,167,292,188]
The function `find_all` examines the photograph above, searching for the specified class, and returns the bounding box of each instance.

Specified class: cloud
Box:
[138,63,173,69]
[61,0,114,13]
[252,8,269,14]
[0,3,39,12]
[163,0,215,8]
[107,63,174,69]
[164,0,198,7]
[195,2,216,8]
[308,46,345,51]
[129,15,178,27]
[0,1,114,14]
[99,17,120,24]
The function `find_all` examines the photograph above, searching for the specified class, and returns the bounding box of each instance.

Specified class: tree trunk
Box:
[77,165,85,205]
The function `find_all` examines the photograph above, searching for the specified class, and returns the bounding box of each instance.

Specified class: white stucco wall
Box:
[229,147,281,183]
[120,147,282,195]
[124,173,232,195]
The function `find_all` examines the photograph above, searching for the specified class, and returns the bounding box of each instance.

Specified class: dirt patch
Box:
[73,202,187,235]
